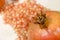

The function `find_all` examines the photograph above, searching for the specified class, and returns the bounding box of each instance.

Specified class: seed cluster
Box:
[3,0,44,40]
[4,1,43,29]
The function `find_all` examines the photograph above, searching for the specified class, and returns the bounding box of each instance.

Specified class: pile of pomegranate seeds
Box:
[2,0,45,40]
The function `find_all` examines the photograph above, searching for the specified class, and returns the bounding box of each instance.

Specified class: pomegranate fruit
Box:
[2,0,60,40]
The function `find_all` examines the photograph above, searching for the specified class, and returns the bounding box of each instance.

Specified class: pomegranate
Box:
[2,0,60,40]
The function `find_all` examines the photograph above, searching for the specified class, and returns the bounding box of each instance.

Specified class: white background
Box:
[37,0,60,11]
[0,0,60,40]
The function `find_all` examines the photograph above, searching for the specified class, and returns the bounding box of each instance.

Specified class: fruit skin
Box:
[0,0,5,9]
[46,11,60,31]
[28,11,60,40]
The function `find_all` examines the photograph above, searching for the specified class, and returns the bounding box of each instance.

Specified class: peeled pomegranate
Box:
[2,0,60,40]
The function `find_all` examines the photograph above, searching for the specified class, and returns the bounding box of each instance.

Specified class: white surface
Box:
[37,0,60,11]
[0,0,60,40]
[0,14,17,40]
